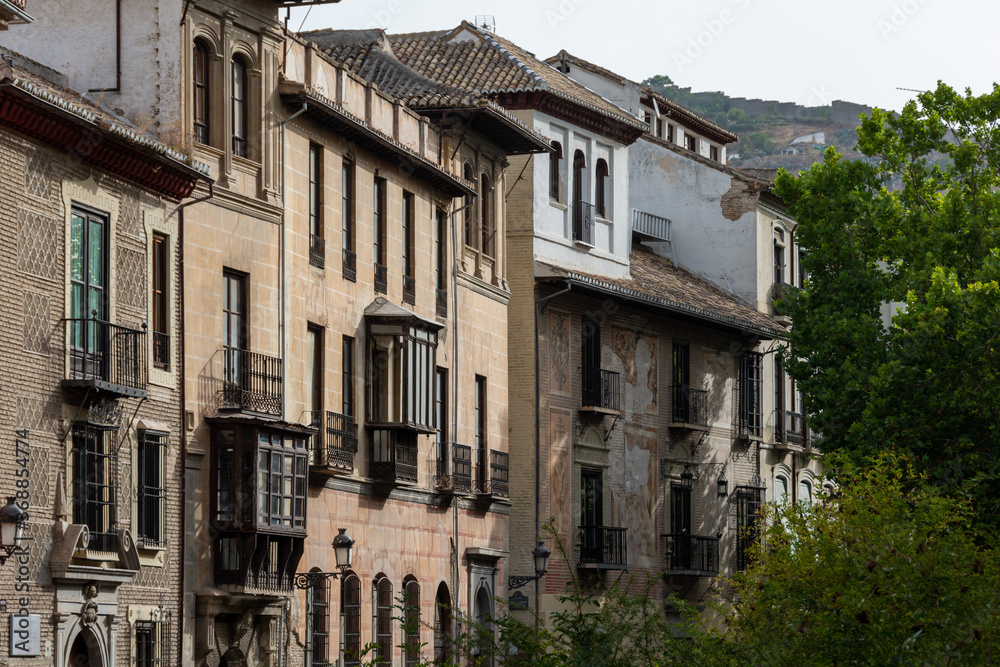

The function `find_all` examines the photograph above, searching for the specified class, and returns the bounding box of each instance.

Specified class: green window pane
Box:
[71,214,84,281]
[88,219,104,287]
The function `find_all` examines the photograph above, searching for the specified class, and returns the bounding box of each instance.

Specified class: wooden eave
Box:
[416,106,552,156]
[640,94,737,145]
[498,90,644,146]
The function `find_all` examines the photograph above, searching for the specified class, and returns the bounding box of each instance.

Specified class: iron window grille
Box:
[738,351,764,438]
[374,576,393,665]
[310,574,332,665]
[735,484,765,572]
[137,430,168,549]
[135,606,173,667]
[342,572,362,667]
[404,578,420,667]
[72,423,118,554]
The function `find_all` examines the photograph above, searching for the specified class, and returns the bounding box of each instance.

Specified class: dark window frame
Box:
[193,40,210,146]
[403,577,420,667]
[71,423,117,553]
[137,429,168,549]
[342,572,362,667]
[480,172,494,257]
[549,141,563,202]
[152,232,169,368]
[374,575,393,664]
[231,55,249,158]
[342,336,354,419]
[595,159,609,219]
[309,569,332,665]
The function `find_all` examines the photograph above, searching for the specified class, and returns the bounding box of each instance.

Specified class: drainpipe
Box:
[450,195,475,631]
[280,103,308,422]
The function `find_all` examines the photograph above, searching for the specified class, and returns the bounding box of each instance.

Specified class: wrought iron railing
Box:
[662,533,720,576]
[374,262,388,294]
[436,288,448,318]
[66,317,148,394]
[578,525,628,568]
[214,534,296,594]
[671,385,708,427]
[473,449,509,498]
[582,367,621,411]
[153,331,170,369]
[310,410,357,473]
[453,444,472,493]
[310,233,325,269]
[219,346,283,415]
[194,121,209,146]
[777,409,805,445]
[403,275,416,305]
[369,429,418,484]
[343,248,357,282]
[232,135,248,159]
[573,200,595,245]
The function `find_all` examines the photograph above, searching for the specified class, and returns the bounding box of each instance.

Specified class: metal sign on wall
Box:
[10,614,40,656]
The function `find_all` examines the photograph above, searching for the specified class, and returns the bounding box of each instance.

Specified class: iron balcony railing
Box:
[582,367,621,411]
[671,385,708,427]
[194,121,209,146]
[436,288,448,318]
[232,135,248,159]
[573,199,595,245]
[309,410,357,473]
[403,275,416,305]
[474,449,509,498]
[631,209,671,242]
[219,346,283,416]
[374,262,388,294]
[662,533,720,576]
[578,525,628,568]
[452,443,472,493]
[153,331,170,369]
[310,233,325,269]
[214,534,297,595]
[343,248,357,282]
[775,409,806,446]
[65,316,148,396]
[369,428,417,484]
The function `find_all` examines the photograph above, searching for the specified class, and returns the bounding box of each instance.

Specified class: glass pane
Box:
[88,219,104,287]
[71,214,84,281]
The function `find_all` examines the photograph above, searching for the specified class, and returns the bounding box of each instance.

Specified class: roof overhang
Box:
[281,84,475,199]
[415,105,552,156]
[640,93,737,145]
[0,0,32,29]
[497,90,645,146]
[0,81,209,201]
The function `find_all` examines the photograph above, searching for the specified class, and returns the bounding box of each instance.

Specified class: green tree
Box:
[773,82,1000,529]
[641,74,675,94]
[739,131,777,158]
[725,454,1000,664]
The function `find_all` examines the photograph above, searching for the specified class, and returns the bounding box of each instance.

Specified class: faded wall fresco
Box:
[612,328,658,414]
[611,422,658,568]
[549,311,571,395]
[549,409,573,537]
[703,349,735,426]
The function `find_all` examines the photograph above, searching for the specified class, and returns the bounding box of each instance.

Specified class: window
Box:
[735,485,763,572]
[433,584,452,663]
[594,159,609,219]
[475,375,487,489]
[309,571,331,665]
[463,163,476,248]
[403,577,420,667]
[137,430,168,549]
[152,233,169,368]
[775,474,789,504]
[774,359,786,443]
[667,123,674,143]
[306,325,323,417]
[581,316,601,406]
[222,270,247,391]
[710,145,720,162]
[342,336,354,418]
[231,56,248,158]
[671,480,692,566]
[656,118,664,137]
[671,340,691,422]
[739,351,763,438]
[342,158,356,281]
[69,206,107,371]
[374,575,393,664]
[435,368,448,476]
[773,227,786,284]
[799,479,813,504]
[572,150,592,244]
[256,430,308,529]
[580,468,603,562]
[549,141,563,202]
[436,208,447,317]
[402,190,415,304]
[72,424,117,553]
[373,177,387,293]
[309,143,324,268]
[480,173,494,257]
[193,40,210,145]
[366,315,440,430]
[684,134,696,152]
[342,572,362,667]
[135,608,173,666]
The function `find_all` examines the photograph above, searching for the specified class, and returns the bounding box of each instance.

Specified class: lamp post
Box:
[0,497,26,566]
[294,528,356,667]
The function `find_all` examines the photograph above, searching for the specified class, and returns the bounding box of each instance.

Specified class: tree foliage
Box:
[773,82,1000,530]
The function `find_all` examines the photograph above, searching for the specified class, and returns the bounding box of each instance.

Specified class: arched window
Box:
[433,583,452,663]
[193,40,210,145]
[773,227,786,284]
[341,572,361,667]
[549,141,562,202]
[308,567,331,664]
[231,56,248,158]
[403,577,421,667]
[799,479,813,504]
[463,162,476,248]
[595,158,609,218]
[480,172,494,257]
[374,575,393,664]
[774,474,789,505]
[572,150,593,244]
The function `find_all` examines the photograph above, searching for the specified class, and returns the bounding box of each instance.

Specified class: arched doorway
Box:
[68,629,103,667]
[433,583,452,663]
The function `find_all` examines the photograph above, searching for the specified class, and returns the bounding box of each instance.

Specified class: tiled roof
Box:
[540,245,785,338]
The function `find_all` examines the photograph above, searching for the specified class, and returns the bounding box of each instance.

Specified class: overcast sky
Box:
[288,0,998,114]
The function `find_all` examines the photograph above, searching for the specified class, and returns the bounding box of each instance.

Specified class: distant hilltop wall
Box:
[670,87,872,124]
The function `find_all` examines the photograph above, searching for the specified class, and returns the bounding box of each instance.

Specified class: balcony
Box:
[343,248,357,282]
[775,409,807,447]
[218,347,283,416]
[403,275,416,305]
[153,331,170,369]
[310,233,325,269]
[309,410,357,475]
[662,533,720,577]
[436,288,448,318]
[473,449,509,499]
[670,385,708,429]
[573,199,595,246]
[374,262,388,294]
[436,444,471,494]
[214,533,302,596]
[581,367,621,414]
[631,209,671,242]
[369,428,417,486]
[578,525,628,570]
[770,281,796,323]
[64,317,148,398]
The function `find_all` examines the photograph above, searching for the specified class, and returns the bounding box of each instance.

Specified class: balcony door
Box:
[580,468,603,562]
[69,207,107,376]
[223,271,247,388]
[581,316,600,405]
[671,484,692,567]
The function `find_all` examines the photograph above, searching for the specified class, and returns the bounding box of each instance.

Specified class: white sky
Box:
[288,0,999,113]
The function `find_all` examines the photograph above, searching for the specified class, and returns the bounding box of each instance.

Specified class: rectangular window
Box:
[667,124,675,143]
[435,368,448,470]
[367,321,438,430]
[373,177,387,293]
[710,145,720,162]
[739,351,764,438]
[342,158,356,281]
[375,577,393,664]
[231,58,248,158]
[72,424,117,553]
[684,134,696,152]
[310,579,331,665]
[222,270,247,390]
[580,468,603,562]
[342,336,354,418]
[135,609,172,666]
[403,191,415,304]
[137,430,168,549]
[306,325,323,416]
[671,340,690,421]
[436,208,448,317]
[656,118,664,137]
[69,206,108,366]
[581,316,601,406]
[671,484,691,534]
[309,143,324,268]
[152,232,169,368]
[255,430,308,529]
[342,574,362,667]
[774,359,785,443]
[475,375,487,488]
[193,41,210,145]
[736,485,764,572]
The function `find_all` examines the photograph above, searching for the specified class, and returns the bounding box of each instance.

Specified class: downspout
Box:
[281,103,308,422]
[450,195,476,631]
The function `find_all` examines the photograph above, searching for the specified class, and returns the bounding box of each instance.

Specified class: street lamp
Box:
[0,497,25,566]
[294,528,356,590]
[717,470,729,498]
[508,541,551,590]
